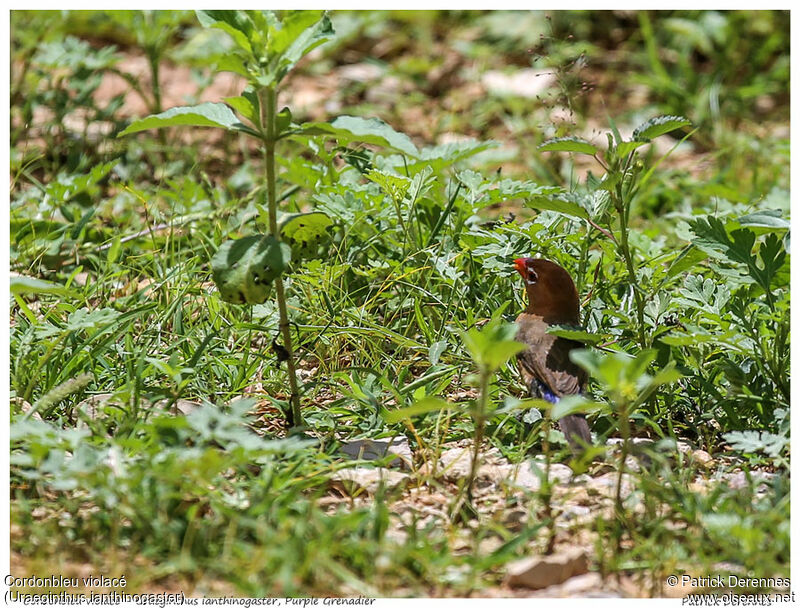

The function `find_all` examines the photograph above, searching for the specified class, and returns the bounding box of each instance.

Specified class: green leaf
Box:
[546,326,604,345]
[119,103,258,137]
[196,10,255,53]
[214,55,250,79]
[383,397,455,423]
[538,137,598,155]
[428,340,448,366]
[365,169,412,202]
[665,246,708,279]
[276,106,293,134]
[64,308,121,332]
[406,139,498,173]
[723,430,788,458]
[211,235,291,305]
[551,395,593,421]
[526,194,589,220]
[224,90,260,127]
[274,11,334,79]
[278,211,333,260]
[757,233,787,291]
[616,140,649,158]
[483,340,528,372]
[690,216,753,265]
[462,314,525,373]
[736,209,790,230]
[10,275,72,296]
[297,116,419,157]
[632,115,691,141]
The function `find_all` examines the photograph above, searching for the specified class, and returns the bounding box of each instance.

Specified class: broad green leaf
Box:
[666,245,708,279]
[383,397,455,423]
[546,326,604,345]
[736,209,790,230]
[211,235,291,305]
[119,103,258,137]
[10,275,72,296]
[538,137,597,155]
[224,91,260,127]
[659,331,722,346]
[215,55,250,79]
[405,139,497,173]
[526,195,589,220]
[297,116,419,157]
[462,314,524,373]
[483,340,527,372]
[551,395,593,421]
[278,211,333,259]
[196,10,254,53]
[274,11,334,79]
[632,115,691,141]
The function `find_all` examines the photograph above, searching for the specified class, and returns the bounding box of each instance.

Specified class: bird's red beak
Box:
[513,258,526,276]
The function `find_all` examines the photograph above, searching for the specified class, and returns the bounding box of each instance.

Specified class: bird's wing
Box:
[516,313,587,398]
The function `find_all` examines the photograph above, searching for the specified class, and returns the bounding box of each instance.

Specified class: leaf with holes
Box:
[211,235,291,305]
[279,212,333,260]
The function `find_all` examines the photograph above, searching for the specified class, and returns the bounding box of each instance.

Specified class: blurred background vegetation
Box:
[10,10,789,597]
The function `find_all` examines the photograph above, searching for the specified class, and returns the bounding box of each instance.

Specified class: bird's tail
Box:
[559,414,592,452]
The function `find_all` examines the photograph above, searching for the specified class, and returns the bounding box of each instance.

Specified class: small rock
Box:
[561,504,591,522]
[724,470,775,491]
[529,460,574,482]
[503,460,573,492]
[438,446,503,480]
[149,398,201,416]
[586,472,633,499]
[12,398,42,421]
[330,467,409,496]
[691,449,714,469]
[340,437,413,470]
[557,572,604,596]
[506,548,589,589]
[439,447,474,479]
[74,393,115,426]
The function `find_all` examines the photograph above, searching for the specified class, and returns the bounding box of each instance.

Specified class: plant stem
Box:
[616,197,647,350]
[260,86,303,428]
[541,411,555,554]
[615,398,631,553]
[466,368,489,502]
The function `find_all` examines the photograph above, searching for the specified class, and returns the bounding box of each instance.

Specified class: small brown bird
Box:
[513,257,592,451]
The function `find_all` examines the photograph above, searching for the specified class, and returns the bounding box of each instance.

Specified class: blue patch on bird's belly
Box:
[532,379,559,403]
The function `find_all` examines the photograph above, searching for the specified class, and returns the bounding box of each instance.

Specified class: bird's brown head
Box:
[513,257,580,323]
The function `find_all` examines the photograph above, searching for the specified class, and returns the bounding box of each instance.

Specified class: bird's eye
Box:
[526,266,538,285]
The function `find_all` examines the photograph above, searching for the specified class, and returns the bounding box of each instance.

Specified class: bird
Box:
[513,257,592,451]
